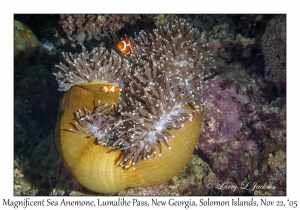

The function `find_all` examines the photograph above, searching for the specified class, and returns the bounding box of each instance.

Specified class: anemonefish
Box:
[101,85,123,93]
[117,37,134,55]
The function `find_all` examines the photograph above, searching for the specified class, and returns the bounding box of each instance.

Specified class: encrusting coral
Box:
[56,14,143,48]
[53,17,214,193]
[14,20,46,62]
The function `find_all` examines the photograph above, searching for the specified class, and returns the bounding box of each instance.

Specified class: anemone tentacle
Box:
[54,17,214,169]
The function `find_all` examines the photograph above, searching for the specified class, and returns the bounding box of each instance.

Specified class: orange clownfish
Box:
[117,37,134,55]
[101,85,123,93]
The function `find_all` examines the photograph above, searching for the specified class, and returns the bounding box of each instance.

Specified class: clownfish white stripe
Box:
[110,86,115,92]
[101,85,123,93]
[120,41,127,51]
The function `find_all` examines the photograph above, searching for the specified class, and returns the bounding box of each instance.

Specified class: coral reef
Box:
[179,15,285,194]
[13,14,286,196]
[14,20,46,65]
[199,76,248,181]
[185,15,237,32]
[197,73,286,195]
[205,22,260,70]
[201,77,242,144]
[262,15,286,93]
[55,14,148,49]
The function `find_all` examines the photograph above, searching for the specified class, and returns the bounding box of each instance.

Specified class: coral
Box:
[262,15,286,91]
[152,14,166,24]
[200,76,242,148]
[262,100,286,144]
[56,14,144,48]
[14,20,46,64]
[13,14,286,196]
[249,143,286,196]
[14,27,63,195]
[14,62,61,146]
[185,15,236,32]
[206,23,258,64]
[198,76,256,183]
[42,40,60,55]
[197,68,285,195]
[234,15,273,37]
[14,160,32,195]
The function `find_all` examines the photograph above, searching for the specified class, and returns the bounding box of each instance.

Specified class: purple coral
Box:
[198,76,260,182]
[200,76,242,146]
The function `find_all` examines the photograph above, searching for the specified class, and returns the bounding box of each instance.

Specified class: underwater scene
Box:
[14,14,286,196]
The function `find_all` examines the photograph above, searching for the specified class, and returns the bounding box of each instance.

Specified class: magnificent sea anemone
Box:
[53,18,214,193]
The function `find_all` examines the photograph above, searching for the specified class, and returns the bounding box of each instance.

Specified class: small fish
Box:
[117,37,134,55]
[21,29,31,38]
[101,85,123,93]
